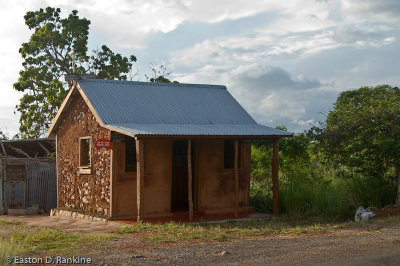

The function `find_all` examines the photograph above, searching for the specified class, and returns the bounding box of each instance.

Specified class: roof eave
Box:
[133,134,293,139]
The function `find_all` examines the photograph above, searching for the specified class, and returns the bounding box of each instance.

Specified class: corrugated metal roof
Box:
[109,123,290,136]
[78,80,291,137]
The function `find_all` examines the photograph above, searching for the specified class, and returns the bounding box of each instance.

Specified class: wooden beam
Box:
[136,139,144,222]
[272,138,280,216]
[110,141,117,218]
[234,140,239,218]
[187,140,193,221]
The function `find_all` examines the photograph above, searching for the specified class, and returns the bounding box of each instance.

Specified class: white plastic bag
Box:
[355,206,375,222]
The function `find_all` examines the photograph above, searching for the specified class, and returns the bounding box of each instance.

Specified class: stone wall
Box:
[56,94,111,217]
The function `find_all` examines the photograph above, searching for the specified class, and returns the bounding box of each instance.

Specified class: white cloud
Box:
[342,0,400,24]
[49,0,293,48]
[1,0,400,135]
[223,65,323,126]
[0,106,20,137]
[0,0,47,136]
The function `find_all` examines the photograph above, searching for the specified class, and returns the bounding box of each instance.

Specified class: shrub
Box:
[341,173,396,209]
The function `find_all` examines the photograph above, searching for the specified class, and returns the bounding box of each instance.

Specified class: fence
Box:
[1,157,56,214]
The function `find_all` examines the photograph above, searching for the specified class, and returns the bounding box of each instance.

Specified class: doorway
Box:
[171,140,195,212]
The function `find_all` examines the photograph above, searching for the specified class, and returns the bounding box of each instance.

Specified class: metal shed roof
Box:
[76,80,291,137]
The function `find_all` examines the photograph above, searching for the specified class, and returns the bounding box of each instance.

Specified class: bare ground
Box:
[90,225,400,265]
[1,214,400,265]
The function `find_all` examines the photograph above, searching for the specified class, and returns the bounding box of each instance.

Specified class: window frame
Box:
[124,136,137,173]
[79,136,92,174]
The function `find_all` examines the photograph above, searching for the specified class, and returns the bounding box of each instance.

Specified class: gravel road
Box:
[94,225,400,265]
[2,215,399,265]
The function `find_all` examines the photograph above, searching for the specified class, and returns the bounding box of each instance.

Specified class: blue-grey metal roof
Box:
[78,80,291,137]
[109,123,290,136]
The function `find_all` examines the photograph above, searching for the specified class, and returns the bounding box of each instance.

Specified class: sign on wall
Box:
[95,138,112,152]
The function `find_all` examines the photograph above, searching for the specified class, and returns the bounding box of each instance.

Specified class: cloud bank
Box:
[1,0,400,134]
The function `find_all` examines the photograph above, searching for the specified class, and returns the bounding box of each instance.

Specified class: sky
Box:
[1,0,400,137]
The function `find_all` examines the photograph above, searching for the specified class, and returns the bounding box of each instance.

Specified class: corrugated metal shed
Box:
[77,80,291,137]
[0,138,55,158]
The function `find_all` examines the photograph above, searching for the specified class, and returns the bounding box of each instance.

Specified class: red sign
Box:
[95,138,112,151]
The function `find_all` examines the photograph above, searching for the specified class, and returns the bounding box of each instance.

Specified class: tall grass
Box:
[250,135,397,219]
[250,173,397,219]
[341,173,397,209]
[279,178,351,218]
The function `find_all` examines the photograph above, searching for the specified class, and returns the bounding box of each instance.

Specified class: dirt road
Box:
[92,225,400,265]
[1,215,400,265]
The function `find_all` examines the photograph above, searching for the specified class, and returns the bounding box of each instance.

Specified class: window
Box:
[125,137,137,172]
[79,137,91,174]
[224,140,241,169]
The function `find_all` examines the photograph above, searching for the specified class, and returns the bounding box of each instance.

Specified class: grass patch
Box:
[113,214,400,243]
[113,218,348,243]
[11,228,112,255]
[0,237,26,263]
[0,222,113,258]
[0,220,23,227]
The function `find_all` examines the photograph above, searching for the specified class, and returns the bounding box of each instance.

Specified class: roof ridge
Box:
[78,79,227,89]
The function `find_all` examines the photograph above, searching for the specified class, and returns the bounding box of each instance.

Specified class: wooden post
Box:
[234,140,239,218]
[55,134,59,209]
[187,140,193,221]
[136,139,144,222]
[272,138,280,216]
[110,141,118,218]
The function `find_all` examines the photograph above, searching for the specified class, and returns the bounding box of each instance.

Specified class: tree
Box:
[310,85,400,204]
[14,7,136,138]
[252,126,310,182]
[145,64,178,83]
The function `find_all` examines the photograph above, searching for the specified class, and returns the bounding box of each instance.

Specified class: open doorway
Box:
[171,140,195,212]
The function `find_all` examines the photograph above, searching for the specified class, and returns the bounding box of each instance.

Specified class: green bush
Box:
[341,173,396,209]
[250,177,273,213]
[249,173,396,219]
[250,127,398,220]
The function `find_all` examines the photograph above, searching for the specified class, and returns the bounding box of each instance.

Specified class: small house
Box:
[47,80,291,221]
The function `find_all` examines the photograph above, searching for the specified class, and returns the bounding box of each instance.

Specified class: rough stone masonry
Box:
[56,95,111,217]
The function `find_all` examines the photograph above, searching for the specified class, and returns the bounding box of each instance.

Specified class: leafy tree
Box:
[310,85,400,204]
[252,126,310,182]
[14,7,136,138]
